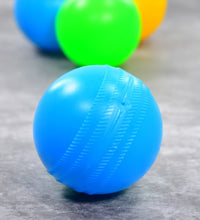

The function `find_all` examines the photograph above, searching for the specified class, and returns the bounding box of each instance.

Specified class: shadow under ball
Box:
[56,0,142,66]
[14,0,65,51]
[33,65,163,195]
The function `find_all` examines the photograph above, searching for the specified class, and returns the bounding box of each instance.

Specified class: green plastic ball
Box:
[56,0,141,66]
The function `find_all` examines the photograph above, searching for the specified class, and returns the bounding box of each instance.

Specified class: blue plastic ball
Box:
[14,0,65,51]
[33,65,163,195]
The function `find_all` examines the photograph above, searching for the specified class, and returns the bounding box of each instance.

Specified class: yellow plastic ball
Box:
[134,0,167,41]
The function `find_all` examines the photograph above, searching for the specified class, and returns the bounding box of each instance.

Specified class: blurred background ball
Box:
[14,0,65,51]
[33,65,163,195]
[56,0,141,66]
[134,0,167,41]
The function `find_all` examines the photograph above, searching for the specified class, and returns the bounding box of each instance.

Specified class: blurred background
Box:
[0,0,200,219]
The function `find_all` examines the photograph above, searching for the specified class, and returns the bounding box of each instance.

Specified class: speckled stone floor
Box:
[0,0,200,219]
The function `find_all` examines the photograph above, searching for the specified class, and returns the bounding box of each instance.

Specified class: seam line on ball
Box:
[48,66,110,179]
[74,67,131,192]
[51,66,129,187]
[99,84,152,190]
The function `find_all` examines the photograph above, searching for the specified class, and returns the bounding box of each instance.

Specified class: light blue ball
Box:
[33,65,163,195]
[14,0,65,51]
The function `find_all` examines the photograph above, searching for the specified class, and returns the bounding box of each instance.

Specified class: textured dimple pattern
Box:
[97,84,152,192]
[48,66,152,194]
[82,76,152,194]
[83,77,148,191]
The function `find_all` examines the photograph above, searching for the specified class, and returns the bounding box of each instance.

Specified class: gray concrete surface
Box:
[0,0,200,219]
